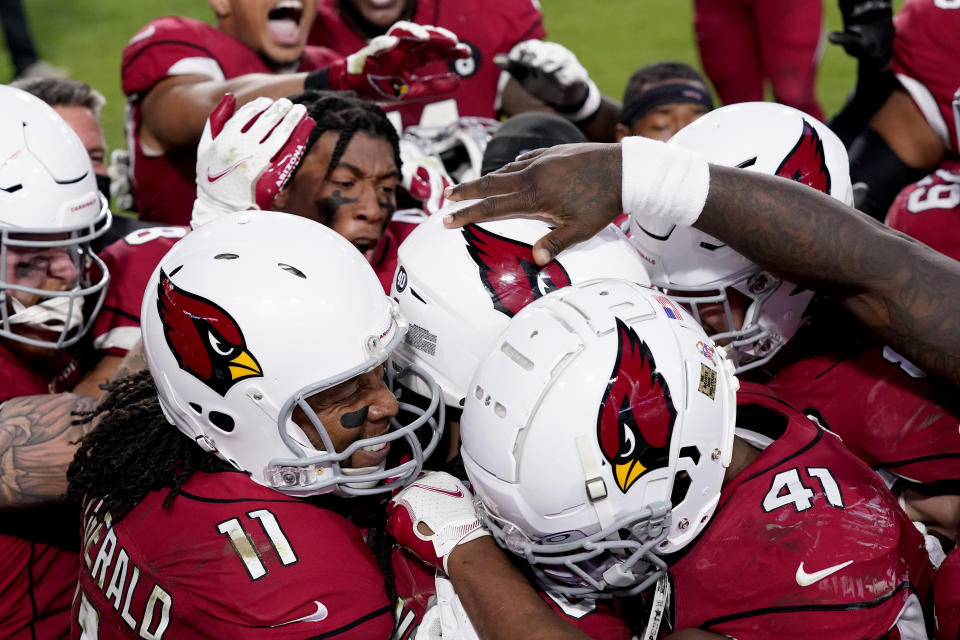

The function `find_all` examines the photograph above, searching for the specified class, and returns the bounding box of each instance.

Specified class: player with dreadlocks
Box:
[276,89,408,290]
[66,211,444,638]
[190,89,417,293]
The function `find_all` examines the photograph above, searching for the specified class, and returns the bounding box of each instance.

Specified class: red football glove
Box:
[386,471,491,573]
[400,139,452,215]
[192,93,314,228]
[328,21,471,101]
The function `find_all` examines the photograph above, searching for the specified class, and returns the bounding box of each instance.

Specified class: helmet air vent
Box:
[278,263,306,278]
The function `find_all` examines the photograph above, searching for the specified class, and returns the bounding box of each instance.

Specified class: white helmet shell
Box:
[461,279,738,598]
[141,211,443,497]
[0,85,110,348]
[629,102,852,372]
[391,201,651,407]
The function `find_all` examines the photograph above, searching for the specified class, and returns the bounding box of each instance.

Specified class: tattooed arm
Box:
[0,393,98,507]
[695,166,960,388]
[443,143,960,387]
[0,339,149,507]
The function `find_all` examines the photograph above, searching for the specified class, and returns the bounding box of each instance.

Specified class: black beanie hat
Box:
[480,112,587,176]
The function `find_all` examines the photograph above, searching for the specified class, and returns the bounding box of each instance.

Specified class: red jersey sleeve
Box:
[93,228,185,356]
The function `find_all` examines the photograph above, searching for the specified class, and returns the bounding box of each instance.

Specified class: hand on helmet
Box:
[828,0,895,70]
[386,471,491,573]
[192,94,314,229]
[400,139,453,215]
[328,21,471,101]
[495,39,601,122]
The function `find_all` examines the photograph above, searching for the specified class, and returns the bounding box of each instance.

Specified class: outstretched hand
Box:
[330,21,471,101]
[442,143,623,265]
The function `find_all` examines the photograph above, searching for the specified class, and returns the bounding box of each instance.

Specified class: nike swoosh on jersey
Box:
[271,601,329,627]
[795,560,853,587]
[411,483,463,499]
[206,157,251,183]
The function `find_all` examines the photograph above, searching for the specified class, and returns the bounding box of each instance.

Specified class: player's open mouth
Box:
[267,0,305,46]
[355,440,391,465]
[352,237,379,261]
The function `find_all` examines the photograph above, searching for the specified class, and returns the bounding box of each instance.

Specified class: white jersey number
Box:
[762,467,845,513]
[216,509,298,581]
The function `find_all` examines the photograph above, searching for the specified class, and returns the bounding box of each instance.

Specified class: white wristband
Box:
[621,135,710,229]
[563,78,601,123]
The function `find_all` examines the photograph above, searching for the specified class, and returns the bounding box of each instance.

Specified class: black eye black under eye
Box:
[340,405,369,429]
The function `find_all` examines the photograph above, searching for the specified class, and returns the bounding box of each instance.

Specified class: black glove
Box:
[493,40,601,122]
[828,0,895,70]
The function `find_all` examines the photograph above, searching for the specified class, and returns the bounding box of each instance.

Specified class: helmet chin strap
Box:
[341,460,388,489]
[7,294,83,332]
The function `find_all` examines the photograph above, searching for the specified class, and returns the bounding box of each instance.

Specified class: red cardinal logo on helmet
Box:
[596,319,676,493]
[775,119,831,195]
[157,269,263,396]
[462,225,571,317]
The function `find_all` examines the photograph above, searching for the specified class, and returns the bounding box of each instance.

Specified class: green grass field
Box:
[0,1,899,155]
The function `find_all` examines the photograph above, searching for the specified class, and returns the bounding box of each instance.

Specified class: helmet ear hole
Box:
[188,403,202,414]
[209,411,235,433]
[670,470,692,507]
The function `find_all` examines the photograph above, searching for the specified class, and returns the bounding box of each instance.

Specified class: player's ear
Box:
[209,0,231,19]
[615,123,630,142]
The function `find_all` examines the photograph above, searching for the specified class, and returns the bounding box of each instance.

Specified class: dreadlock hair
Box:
[66,370,234,522]
[287,89,402,184]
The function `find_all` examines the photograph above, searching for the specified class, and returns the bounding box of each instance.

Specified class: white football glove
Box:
[400,139,453,215]
[191,94,314,229]
[387,471,491,574]
[495,39,601,122]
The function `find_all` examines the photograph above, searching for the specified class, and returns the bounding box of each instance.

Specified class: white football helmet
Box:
[461,279,738,598]
[141,211,443,497]
[630,102,853,373]
[0,85,110,349]
[391,201,651,407]
[401,117,500,183]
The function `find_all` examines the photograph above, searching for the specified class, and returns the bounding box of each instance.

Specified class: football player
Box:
[66,211,444,637]
[389,279,932,637]
[122,0,470,223]
[0,85,113,639]
[307,0,623,141]
[615,61,713,143]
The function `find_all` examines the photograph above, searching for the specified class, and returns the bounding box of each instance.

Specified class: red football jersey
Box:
[935,545,960,640]
[122,17,341,225]
[886,159,960,261]
[768,345,960,485]
[0,341,83,402]
[669,384,932,638]
[892,0,960,153]
[73,471,393,638]
[308,0,546,131]
[0,536,78,640]
[93,226,186,357]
